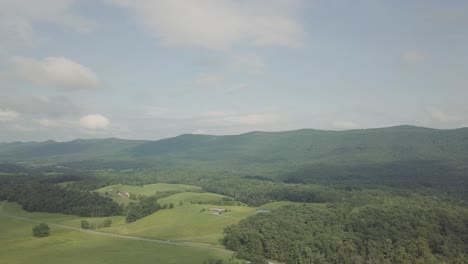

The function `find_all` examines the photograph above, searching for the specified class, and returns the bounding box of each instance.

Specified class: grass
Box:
[0,194,321,250]
[104,203,256,245]
[0,216,230,264]
[157,192,239,207]
[0,202,126,229]
[95,183,202,204]
[0,195,325,264]
[0,194,255,246]
[96,183,202,196]
[0,201,232,264]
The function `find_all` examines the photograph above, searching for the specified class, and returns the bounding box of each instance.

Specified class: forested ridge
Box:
[1,126,468,199]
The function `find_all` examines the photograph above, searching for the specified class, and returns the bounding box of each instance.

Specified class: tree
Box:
[102,219,112,227]
[81,219,90,229]
[32,223,50,237]
[125,197,162,223]
[169,203,175,209]
[179,200,184,206]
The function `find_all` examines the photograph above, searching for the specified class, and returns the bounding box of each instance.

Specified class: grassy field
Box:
[95,183,202,204]
[104,203,256,245]
[0,202,127,229]
[0,187,315,264]
[157,192,241,207]
[0,203,231,264]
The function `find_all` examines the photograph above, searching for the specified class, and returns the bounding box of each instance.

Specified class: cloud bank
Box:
[109,0,304,50]
[79,114,110,130]
[9,56,100,90]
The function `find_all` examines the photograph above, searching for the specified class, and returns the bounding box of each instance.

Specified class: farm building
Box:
[118,192,130,198]
[210,208,226,214]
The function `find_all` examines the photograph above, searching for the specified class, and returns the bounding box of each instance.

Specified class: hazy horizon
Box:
[1,0,467,142]
[1,124,467,143]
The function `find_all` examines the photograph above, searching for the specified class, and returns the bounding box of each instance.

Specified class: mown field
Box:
[95,183,202,204]
[0,202,231,264]
[157,192,243,206]
[93,184,255,244]
[104,203,256,245]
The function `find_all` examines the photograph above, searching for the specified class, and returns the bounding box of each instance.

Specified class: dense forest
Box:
[0,182,123,217]
[223,197,468,264]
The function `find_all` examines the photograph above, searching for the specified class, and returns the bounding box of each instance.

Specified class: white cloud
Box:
[0,109,20,122]
[9,56,100,90]
[332,121,359,129]
[0,0,94,48]
[402,51,427,64]
[79,114,110,130]
[109,0,304,50]
[428,108,459,123]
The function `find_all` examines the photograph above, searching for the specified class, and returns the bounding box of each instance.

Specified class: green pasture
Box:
[0,204,231,264]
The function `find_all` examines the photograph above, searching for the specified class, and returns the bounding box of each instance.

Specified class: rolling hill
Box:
[1,126,467,165]
[1,125,468,192]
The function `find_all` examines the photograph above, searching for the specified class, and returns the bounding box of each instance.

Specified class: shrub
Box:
[32,223,50,237]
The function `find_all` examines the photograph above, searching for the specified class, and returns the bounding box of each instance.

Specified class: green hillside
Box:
[0,202,231,264]
[1,126,468,193]
[2,126,468,167]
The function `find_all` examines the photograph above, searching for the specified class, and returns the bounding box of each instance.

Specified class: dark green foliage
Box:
[98,219,112,228]
[32,223,50,237]
[223,197,468,263]
[169,203,175,209]
[81,220,90,229]
[125,196,161,223]
[0,183,123,217]
[201,258,243,264]
[0,183,122,217]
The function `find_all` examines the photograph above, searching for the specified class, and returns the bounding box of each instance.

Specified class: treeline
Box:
[0,176,123,217]
[125,196,161,223]
[280,160,468,197]
[223,197,468,264]
[0,171,177,220]
[89,169,348,206]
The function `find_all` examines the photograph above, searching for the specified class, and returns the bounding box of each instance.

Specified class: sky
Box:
[1,0,468,141]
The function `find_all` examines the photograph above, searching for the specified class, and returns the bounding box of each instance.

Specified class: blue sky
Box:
[1,0,467,141]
